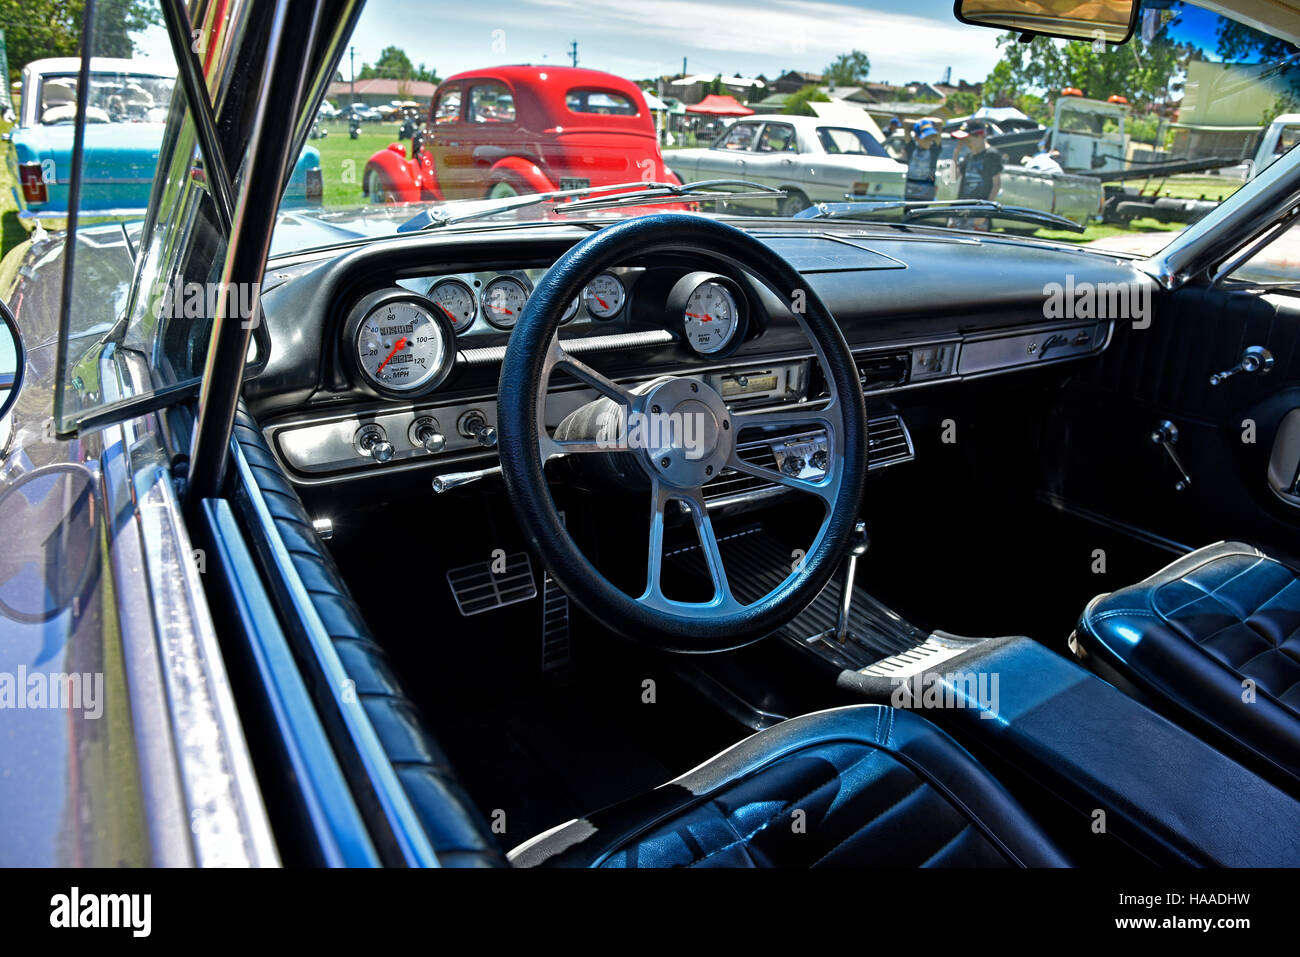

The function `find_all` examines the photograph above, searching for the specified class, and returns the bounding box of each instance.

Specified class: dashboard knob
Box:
[458,410,498,447]
[810,448,829,471]
[370,440,395,463]
[419,427,446,453]
[781,455,805,476]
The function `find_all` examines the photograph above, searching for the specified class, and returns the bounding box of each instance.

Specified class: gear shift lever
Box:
[832,521,869,643]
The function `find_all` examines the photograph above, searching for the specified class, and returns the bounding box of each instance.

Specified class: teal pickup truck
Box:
[6,57,322,224]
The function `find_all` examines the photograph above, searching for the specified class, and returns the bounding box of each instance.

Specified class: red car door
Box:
[425,82,471,198]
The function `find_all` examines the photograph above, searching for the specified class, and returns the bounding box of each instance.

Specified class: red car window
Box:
[468,83,516,124]
[565,89,638,116]
[433,87,461,125]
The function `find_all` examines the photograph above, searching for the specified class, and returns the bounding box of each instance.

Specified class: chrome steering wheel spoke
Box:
[538,337,637,461]
[639,479,739,615]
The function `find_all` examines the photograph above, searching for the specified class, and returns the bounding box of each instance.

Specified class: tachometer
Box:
[683,279,742,355]
[347,289,455,396]
[482,275,530,329]
[427,278,476,334]
[583,272,625,319]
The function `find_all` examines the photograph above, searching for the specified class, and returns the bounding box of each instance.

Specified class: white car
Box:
[668,113,904,215]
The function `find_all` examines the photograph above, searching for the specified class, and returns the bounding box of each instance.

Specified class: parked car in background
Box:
[362,65,679,203]
[6,57,324,223]
[667,113,905,215]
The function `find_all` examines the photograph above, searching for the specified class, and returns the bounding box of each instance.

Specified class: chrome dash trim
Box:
[458,328,675,365]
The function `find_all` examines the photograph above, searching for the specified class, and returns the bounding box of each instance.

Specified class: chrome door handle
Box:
[1210,345,1274,386]
[1151,420,1191,492]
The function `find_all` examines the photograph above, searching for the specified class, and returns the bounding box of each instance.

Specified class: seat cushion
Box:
[509,705,1068,868]
[233,404,507,867]
[1077,540,1300,785]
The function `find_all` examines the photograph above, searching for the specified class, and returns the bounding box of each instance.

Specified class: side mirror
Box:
[0,297,26,433]
[953,0,1138,43]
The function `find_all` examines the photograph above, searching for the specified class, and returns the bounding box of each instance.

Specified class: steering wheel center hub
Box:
[637,377,732,490]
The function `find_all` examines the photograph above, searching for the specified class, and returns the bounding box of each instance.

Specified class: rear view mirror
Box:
[0,298,26,431]
[954,0,1139,43]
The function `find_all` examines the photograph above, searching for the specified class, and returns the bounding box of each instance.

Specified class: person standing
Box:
[951,118,1003,230]
[902,120,941,201]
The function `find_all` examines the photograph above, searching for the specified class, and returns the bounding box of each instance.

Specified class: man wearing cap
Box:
[952,118,1003,229]
[902,120,942,201]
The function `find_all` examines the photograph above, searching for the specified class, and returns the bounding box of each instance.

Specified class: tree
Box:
[983,26,1182,110]
[824,50,870,87]
[783,84,829,116]
[944,90,980,117]
[359,46,415,80]
[0,0,160,81]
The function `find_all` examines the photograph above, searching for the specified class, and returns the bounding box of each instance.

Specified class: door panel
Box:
[1040,283,1300,557]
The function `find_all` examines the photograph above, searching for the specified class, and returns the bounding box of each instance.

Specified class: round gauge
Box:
[582,273,625,319]
[427,278,476,334]
[683,280,741,355]
[349,290,455,396]
[481,275,529,329]
[561,295,580,324]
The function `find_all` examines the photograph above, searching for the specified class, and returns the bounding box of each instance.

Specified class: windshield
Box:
[36,71,174,125]
[38,0,1300,431]
[264,0,1297,256]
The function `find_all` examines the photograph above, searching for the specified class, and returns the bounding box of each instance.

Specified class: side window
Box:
[758,123,797,153]
[433,87,461,125]
[566,89,638,115]
[715,123,759,151]
[468,83,516,124]
[1226,218,1300,287]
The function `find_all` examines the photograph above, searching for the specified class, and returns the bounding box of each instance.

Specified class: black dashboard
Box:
[246,220,1147,502]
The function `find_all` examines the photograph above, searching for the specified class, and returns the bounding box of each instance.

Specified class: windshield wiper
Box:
[397,179,783,232]
[798,199,1085,234]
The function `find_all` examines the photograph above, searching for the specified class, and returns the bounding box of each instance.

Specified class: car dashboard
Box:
[245,221,1139,512]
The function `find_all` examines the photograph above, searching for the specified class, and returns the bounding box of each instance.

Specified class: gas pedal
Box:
[541,511,572,670]
[446,552,537,616]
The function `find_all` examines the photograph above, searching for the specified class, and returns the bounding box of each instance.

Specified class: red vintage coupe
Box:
[363,65,679,203]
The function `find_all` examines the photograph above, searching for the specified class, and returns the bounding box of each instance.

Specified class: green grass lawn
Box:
[0,116,30,260]
[313,119,406,207]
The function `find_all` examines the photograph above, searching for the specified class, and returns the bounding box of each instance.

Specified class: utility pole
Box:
[569,41,578,67]
[350,46,356,108]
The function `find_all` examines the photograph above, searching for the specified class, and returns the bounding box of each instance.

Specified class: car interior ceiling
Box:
[229,228,1300,860]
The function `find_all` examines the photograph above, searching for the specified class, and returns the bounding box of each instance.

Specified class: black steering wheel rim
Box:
[498,213,867,652]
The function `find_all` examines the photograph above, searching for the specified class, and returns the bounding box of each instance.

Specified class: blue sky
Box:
[139,0,1007,87]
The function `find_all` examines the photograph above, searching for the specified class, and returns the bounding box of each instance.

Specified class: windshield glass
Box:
[266,0,1297,255]
[37,70,174,125]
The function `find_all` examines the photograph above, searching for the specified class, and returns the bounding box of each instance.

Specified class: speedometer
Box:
[346,289,456,397]
[427,278,476,334]
[482,275,530,329]
[683,279,742,355]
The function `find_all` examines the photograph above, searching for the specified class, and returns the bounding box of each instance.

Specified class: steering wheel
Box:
[498,214,867,652]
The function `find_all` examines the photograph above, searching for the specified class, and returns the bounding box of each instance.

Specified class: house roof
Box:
[326,77,437,99]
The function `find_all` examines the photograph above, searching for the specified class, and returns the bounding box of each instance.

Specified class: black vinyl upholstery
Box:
[232,405,507,867]
[509,705,1069,867]
[1077,540,1300,787]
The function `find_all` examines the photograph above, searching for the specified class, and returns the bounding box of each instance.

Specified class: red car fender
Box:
[363,145,425,203]
[487,155,555,195]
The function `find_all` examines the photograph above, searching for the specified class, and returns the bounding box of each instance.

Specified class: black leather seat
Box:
[509,705,1068,867]
[1075,541,1300,788]
[233,405,507,867]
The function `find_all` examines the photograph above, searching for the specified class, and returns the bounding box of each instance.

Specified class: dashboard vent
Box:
[868,414,914,469]
[856,353,911,392]
[703,414,913,506]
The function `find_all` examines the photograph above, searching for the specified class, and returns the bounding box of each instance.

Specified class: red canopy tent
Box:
[685,94,754,116]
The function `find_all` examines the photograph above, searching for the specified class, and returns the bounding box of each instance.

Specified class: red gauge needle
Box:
[595,296,609,310]
[375,336,407,374]
[686,311,714,322]
[435,303,456,322]
[490,305,514,315]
